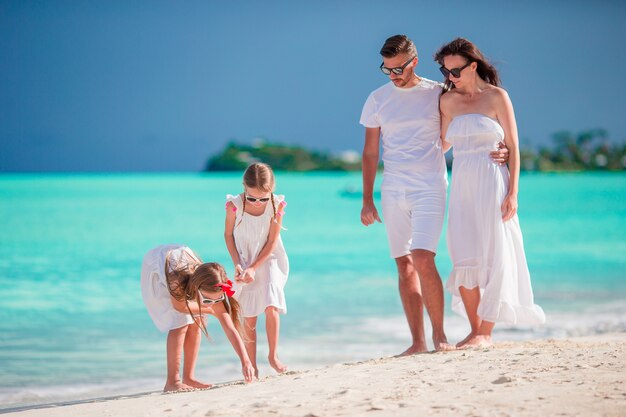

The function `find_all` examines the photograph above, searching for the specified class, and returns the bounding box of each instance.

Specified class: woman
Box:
[435,38,545,348]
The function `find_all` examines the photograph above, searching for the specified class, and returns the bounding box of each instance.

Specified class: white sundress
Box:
[445,114,545,325]
[226,194,289,318]
[140,244,200,332]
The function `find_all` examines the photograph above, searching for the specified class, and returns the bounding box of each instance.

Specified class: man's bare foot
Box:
[434,337,456,352]
[396,343,428,357]
[182,378,213,389]
[456,332,477,348]
[163,381,194,392]
[269,356,288,373]
[459,335,493,349]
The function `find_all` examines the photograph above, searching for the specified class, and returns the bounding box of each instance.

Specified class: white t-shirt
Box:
[360,78,447,190]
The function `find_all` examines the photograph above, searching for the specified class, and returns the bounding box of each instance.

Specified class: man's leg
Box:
[381,189,428,355]
[395,254,427,355]
[411,249,453,351]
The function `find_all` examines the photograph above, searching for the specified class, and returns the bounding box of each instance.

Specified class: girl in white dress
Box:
[140,245,254,391]
[435,38,545,348]
[224,163,289,377]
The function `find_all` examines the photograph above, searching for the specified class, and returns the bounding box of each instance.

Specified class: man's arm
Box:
[361,127,382,226]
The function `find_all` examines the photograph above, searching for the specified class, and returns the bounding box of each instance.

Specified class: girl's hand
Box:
[240,267,256,284]
[242,362,255,383]
[501,193,518,222]
[234,264,244,283]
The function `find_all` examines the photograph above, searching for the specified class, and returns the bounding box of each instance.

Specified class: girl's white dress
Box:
[445,114,545,325]
[227,194,289,318]
[141,244,199,332]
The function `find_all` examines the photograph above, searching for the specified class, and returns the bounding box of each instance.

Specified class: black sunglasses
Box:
[439,61,472,79]
[380,56,415,75]
[245,194,270,203]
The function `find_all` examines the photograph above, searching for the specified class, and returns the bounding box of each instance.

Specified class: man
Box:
[359,34,507,354]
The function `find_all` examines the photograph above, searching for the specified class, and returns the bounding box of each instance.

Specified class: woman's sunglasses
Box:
[245,195,270,203]
[198,292,225,305]
[380,56,415,75]
[439,61,472,79]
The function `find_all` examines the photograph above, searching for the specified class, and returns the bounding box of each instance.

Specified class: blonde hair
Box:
[166,254,242,338]
[238,162,278,226]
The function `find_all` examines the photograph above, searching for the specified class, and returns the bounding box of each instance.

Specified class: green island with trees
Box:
[206,129,625,172]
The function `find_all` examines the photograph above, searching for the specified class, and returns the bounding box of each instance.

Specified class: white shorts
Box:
[381,187,446,258]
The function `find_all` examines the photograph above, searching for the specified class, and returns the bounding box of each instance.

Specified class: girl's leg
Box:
[457,286,482,348]
[165,325,194,392]
[182,321,212,389]
[244,316,259,378]
[266,306,287,373]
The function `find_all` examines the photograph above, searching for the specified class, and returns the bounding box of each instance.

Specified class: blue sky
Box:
[1,0,625,171]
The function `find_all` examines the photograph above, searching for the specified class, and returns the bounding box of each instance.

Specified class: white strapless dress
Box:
[445,114,545,325]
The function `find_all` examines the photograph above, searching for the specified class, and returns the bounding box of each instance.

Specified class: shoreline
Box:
[3,333,624,417]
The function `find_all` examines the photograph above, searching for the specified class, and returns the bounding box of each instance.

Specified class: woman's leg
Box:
[457,286,495,348]
[244,316,259,378]
[468,320,495,347]
[165,325,193,392]
[266,306,287,373]
[182,320,212,389]
[457,286,482,348]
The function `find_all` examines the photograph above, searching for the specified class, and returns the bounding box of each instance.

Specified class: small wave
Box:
[0,362,239,412]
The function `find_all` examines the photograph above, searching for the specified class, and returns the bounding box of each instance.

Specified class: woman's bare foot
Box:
[163,381,195,392]
[459,335,493,349]
[456,332,477,348]
[269,356,288,373]
[182,378,213,389]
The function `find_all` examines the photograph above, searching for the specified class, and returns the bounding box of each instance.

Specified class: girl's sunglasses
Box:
[439,61,472,79]
[245,195,270,203]
[198,292,225,305]
[380,56,415,75]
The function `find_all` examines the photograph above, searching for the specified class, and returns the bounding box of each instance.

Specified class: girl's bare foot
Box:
[456,332,477,348]
[163,381,194,392]
[182,378,213,389]
[459,335,493,349]
[269,356,288,373]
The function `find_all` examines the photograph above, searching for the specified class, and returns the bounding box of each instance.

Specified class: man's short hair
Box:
[380,34,417,58]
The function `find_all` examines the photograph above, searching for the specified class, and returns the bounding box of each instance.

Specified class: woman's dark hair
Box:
[380,34,417,58]
[434,38,500,93]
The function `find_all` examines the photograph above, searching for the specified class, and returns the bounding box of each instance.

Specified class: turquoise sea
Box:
[0,172,625,410]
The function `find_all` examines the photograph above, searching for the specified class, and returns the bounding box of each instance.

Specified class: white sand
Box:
[5,333,625,417]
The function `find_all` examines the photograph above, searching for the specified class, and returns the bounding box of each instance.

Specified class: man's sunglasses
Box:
[199,292,225,305]
[245,195,270,203]
[380,56,415,75]
[439,61,472,79]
